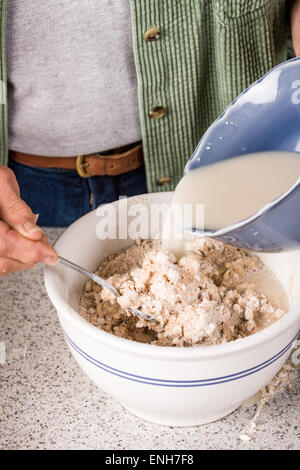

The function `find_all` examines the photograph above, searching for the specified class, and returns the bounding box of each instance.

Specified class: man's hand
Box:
[0,165,57,275]
[291,0,300,56]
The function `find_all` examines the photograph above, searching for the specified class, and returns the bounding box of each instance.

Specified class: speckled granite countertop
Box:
[0,228,299,450]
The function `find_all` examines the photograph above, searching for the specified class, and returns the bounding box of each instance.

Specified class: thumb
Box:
[0,167,44,241]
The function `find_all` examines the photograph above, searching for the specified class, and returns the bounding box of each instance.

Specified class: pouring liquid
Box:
[160,150,297,326]
[162,151,300,258]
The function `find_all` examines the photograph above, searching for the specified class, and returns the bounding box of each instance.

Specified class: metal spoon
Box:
[57,256,156,322]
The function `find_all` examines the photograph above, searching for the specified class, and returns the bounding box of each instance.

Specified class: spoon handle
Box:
[57,256,120,298]
[57,256,157,323]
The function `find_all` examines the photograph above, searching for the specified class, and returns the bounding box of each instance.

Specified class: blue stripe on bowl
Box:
[63,330,298,387]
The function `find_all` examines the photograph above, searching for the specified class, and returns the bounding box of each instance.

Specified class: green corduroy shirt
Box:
[0,0,290,192]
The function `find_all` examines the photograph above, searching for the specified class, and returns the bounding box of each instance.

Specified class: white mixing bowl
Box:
[44,193,300,426]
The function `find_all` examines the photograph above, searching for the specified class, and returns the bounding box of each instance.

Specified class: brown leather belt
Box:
[9,142,144,178]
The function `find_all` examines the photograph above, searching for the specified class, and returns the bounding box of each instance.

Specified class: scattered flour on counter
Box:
[239,363,298,442]
[79,239,287,347]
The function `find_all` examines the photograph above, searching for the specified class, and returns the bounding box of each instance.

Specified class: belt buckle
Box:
[76,155,91,178]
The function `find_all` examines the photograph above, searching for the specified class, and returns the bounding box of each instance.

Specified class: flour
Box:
[239,363,298,441]
[79,239,287,347]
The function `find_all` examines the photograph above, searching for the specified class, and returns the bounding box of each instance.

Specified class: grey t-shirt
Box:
[6,0,142,156]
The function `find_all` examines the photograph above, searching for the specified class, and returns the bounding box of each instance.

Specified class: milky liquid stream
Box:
[161,151,300,313]
[162,151,300,258]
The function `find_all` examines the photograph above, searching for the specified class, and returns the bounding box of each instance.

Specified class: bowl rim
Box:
[44,194,300,361]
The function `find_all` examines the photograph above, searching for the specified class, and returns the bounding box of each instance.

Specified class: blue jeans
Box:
[9,158,148,227]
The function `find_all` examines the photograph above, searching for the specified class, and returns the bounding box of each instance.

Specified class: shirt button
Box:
[144,27,161,42]
[149,106,166,119]
[156,176,171,186]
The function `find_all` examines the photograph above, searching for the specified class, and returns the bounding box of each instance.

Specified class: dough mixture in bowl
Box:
[79,239,287,347]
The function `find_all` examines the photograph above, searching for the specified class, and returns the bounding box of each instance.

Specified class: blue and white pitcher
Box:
[186,57,300,252]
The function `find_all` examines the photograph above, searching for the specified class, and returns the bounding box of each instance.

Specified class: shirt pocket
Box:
[208,0,288,109]
[212,0,285,27]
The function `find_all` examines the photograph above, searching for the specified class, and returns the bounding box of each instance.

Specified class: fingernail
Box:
[44,256,57,266]
[33,213,40,224]
[23,221,43,234]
